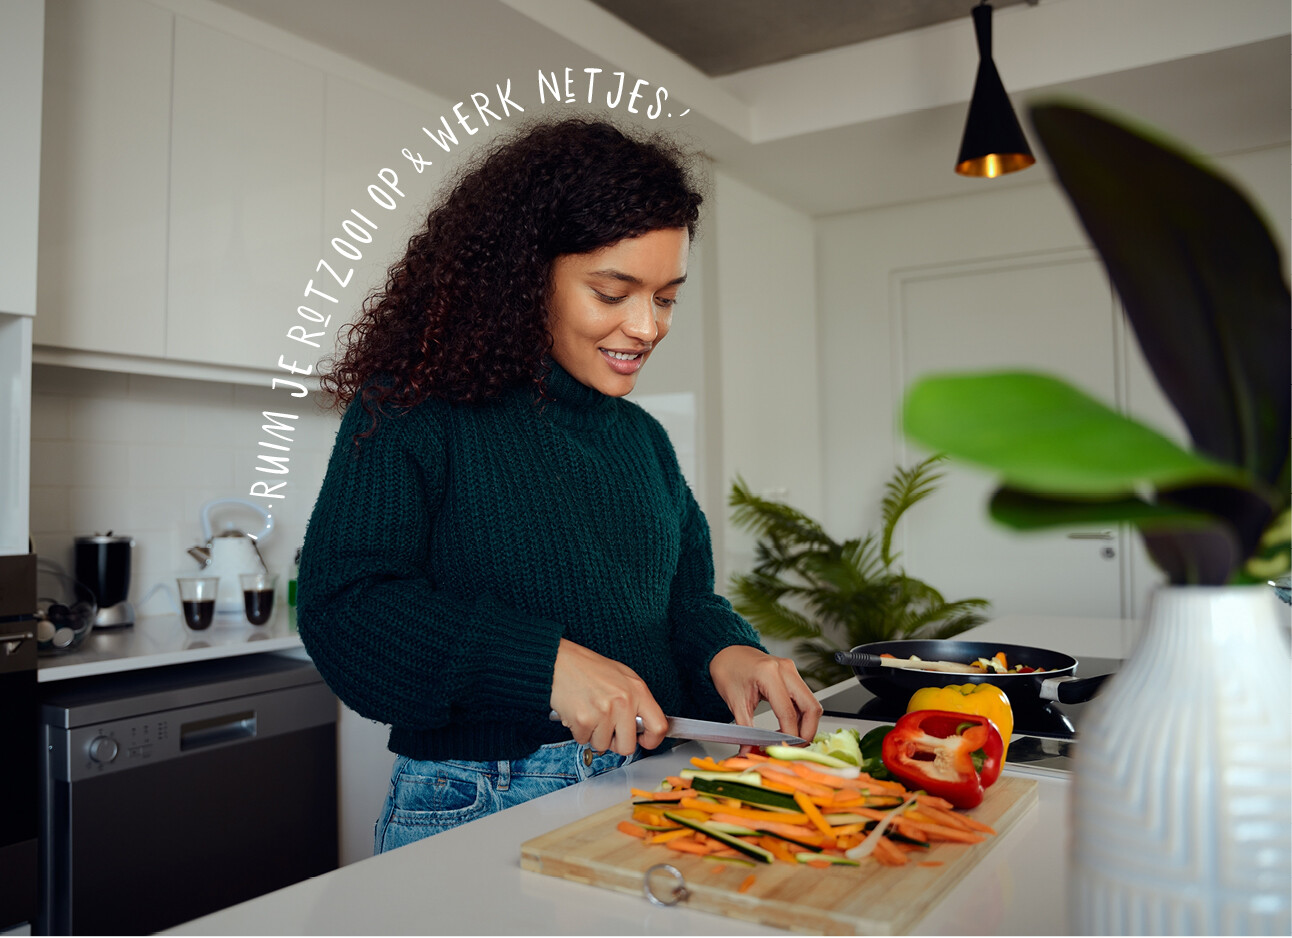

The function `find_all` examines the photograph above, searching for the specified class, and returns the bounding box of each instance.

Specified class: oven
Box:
[0,553,38,932]
[38,654,338,935]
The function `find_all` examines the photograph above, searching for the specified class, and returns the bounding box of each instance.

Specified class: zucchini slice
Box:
[662,812,774,864]
[678,769,763,785]
[764,745,853,769]
[795,853,860,866]
[689,777,801,813]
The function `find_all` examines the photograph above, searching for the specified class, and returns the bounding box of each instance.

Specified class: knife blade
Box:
[548,709,807,747]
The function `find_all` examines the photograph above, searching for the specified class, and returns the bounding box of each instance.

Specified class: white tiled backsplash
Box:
[30,364,341,614]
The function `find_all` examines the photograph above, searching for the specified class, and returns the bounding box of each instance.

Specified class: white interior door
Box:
[896,251,1127,619]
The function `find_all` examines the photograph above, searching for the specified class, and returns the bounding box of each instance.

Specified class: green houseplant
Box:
[902,102,1290,935]
[727,455,989,689]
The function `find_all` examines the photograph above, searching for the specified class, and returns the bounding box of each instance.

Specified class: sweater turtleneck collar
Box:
[536,359,618,429]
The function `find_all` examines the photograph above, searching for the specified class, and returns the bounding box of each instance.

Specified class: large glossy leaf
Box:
[988,486,1238,584]
[903,371,1250,494]
[988,487,1214,531]
[1030,102,1291,489]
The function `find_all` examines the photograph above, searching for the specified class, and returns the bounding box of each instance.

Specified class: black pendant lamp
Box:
[955,1,1035,178]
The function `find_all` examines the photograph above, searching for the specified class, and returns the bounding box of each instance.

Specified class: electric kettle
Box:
[187,498,274,614]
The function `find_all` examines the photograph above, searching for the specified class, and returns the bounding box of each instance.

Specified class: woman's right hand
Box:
[549,638,668,756]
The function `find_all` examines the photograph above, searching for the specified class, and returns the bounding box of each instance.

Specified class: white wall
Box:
[711,170,821,594]
[28,366,340,592]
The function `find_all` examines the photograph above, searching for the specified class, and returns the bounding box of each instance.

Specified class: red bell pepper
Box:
[880,710,1004,809]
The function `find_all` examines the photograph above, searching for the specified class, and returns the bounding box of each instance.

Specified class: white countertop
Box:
[166,715,1069,936]
[36,605,303,682]
[166,614,1115,936]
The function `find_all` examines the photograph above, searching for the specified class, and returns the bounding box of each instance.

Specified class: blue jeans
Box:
[375,739,646,853]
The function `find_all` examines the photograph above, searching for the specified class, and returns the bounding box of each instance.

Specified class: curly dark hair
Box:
[320,117,705,424]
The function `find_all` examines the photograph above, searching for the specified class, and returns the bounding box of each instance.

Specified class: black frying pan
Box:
[834,639,1110,707]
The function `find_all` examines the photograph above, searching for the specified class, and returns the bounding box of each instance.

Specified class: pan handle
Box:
[1039,673,1110,705]
[834,650,883,669]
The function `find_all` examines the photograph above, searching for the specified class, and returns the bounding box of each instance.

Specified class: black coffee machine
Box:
[74,533,134,628]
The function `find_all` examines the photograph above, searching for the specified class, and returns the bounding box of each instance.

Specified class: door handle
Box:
[1066,531,1114,540]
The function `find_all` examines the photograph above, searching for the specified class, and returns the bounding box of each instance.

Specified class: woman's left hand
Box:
[708,645,822,742]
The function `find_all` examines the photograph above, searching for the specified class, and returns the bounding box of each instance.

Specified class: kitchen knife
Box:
[548,710,807,747]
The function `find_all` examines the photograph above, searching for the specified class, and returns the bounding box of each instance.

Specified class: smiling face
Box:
[547,227,689,397]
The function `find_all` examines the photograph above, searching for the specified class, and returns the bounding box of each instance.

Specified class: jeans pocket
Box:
[377,758,495,852]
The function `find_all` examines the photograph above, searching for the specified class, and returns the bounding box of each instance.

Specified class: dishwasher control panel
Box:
[44,683,333,782]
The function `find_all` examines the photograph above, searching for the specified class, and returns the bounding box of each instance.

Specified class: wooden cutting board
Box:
[521,776,1037,935]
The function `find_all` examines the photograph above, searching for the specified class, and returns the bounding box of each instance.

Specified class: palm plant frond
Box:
[729,458,991,689]
[880,455,947,566]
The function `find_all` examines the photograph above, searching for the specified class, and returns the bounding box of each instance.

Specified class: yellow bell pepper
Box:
[906,683,1014,760]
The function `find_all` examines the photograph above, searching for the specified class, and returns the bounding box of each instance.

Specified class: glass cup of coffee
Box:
[177,576,220,631]
[239,572,277,626]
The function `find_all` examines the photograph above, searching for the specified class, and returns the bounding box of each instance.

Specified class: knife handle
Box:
[548,709,648,735]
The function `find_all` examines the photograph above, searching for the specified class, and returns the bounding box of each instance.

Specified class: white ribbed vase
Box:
[1069,586,1292,934]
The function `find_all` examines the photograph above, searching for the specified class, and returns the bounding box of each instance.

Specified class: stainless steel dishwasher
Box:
[38,654,338,935]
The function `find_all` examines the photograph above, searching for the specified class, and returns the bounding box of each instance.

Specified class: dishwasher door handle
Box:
[180,709,257,751]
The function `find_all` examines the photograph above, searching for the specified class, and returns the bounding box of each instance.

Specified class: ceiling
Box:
[205,0,1290,217]
[586,0,1033,76]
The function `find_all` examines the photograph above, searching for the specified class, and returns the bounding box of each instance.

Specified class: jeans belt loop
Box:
[496,759,511,791]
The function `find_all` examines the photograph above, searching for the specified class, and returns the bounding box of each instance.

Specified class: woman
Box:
[298,117,821,853]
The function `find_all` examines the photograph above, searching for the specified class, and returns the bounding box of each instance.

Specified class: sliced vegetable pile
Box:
[882,650,1050,673]
[617,744,997,871]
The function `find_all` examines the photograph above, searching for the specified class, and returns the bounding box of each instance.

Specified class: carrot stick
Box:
[751,765,835,798]
[840,806,894,823]
[908,804,971,831]
[617,820,648,839]
[830,822,867,836]
[856,772,909,795]
[793,791,836,838]
[757,835,800,865]
[738,873,757,893]
[630,808,672,828]
[713,757,763,771]
[664,776,689,790]
[666,838,714,855]
[907,822,984,844]
[712,815,832,846]
[916,801,996,835]
[872,835,909,866]
[957,814,997,834]
[914,792,955,811]
[690,756,723,772]
[918,860,945,868]
[649,828,698,844]
[806,859,832,869]
[678,798,810,825]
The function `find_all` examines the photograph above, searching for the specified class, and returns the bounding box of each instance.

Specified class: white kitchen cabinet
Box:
[322,76,442,325]
[166,16,325,370]
[35,0,171,356]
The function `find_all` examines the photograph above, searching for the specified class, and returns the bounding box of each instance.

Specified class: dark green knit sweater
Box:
[297,362,764,761]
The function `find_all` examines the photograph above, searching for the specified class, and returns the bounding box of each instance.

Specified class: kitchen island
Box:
[166,616,1129,935]
[166,718,1067,935]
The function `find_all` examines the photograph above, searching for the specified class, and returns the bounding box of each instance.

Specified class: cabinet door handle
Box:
[1066,531,1114,540]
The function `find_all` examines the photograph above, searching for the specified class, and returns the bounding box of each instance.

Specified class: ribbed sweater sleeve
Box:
[297,399,564,756]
